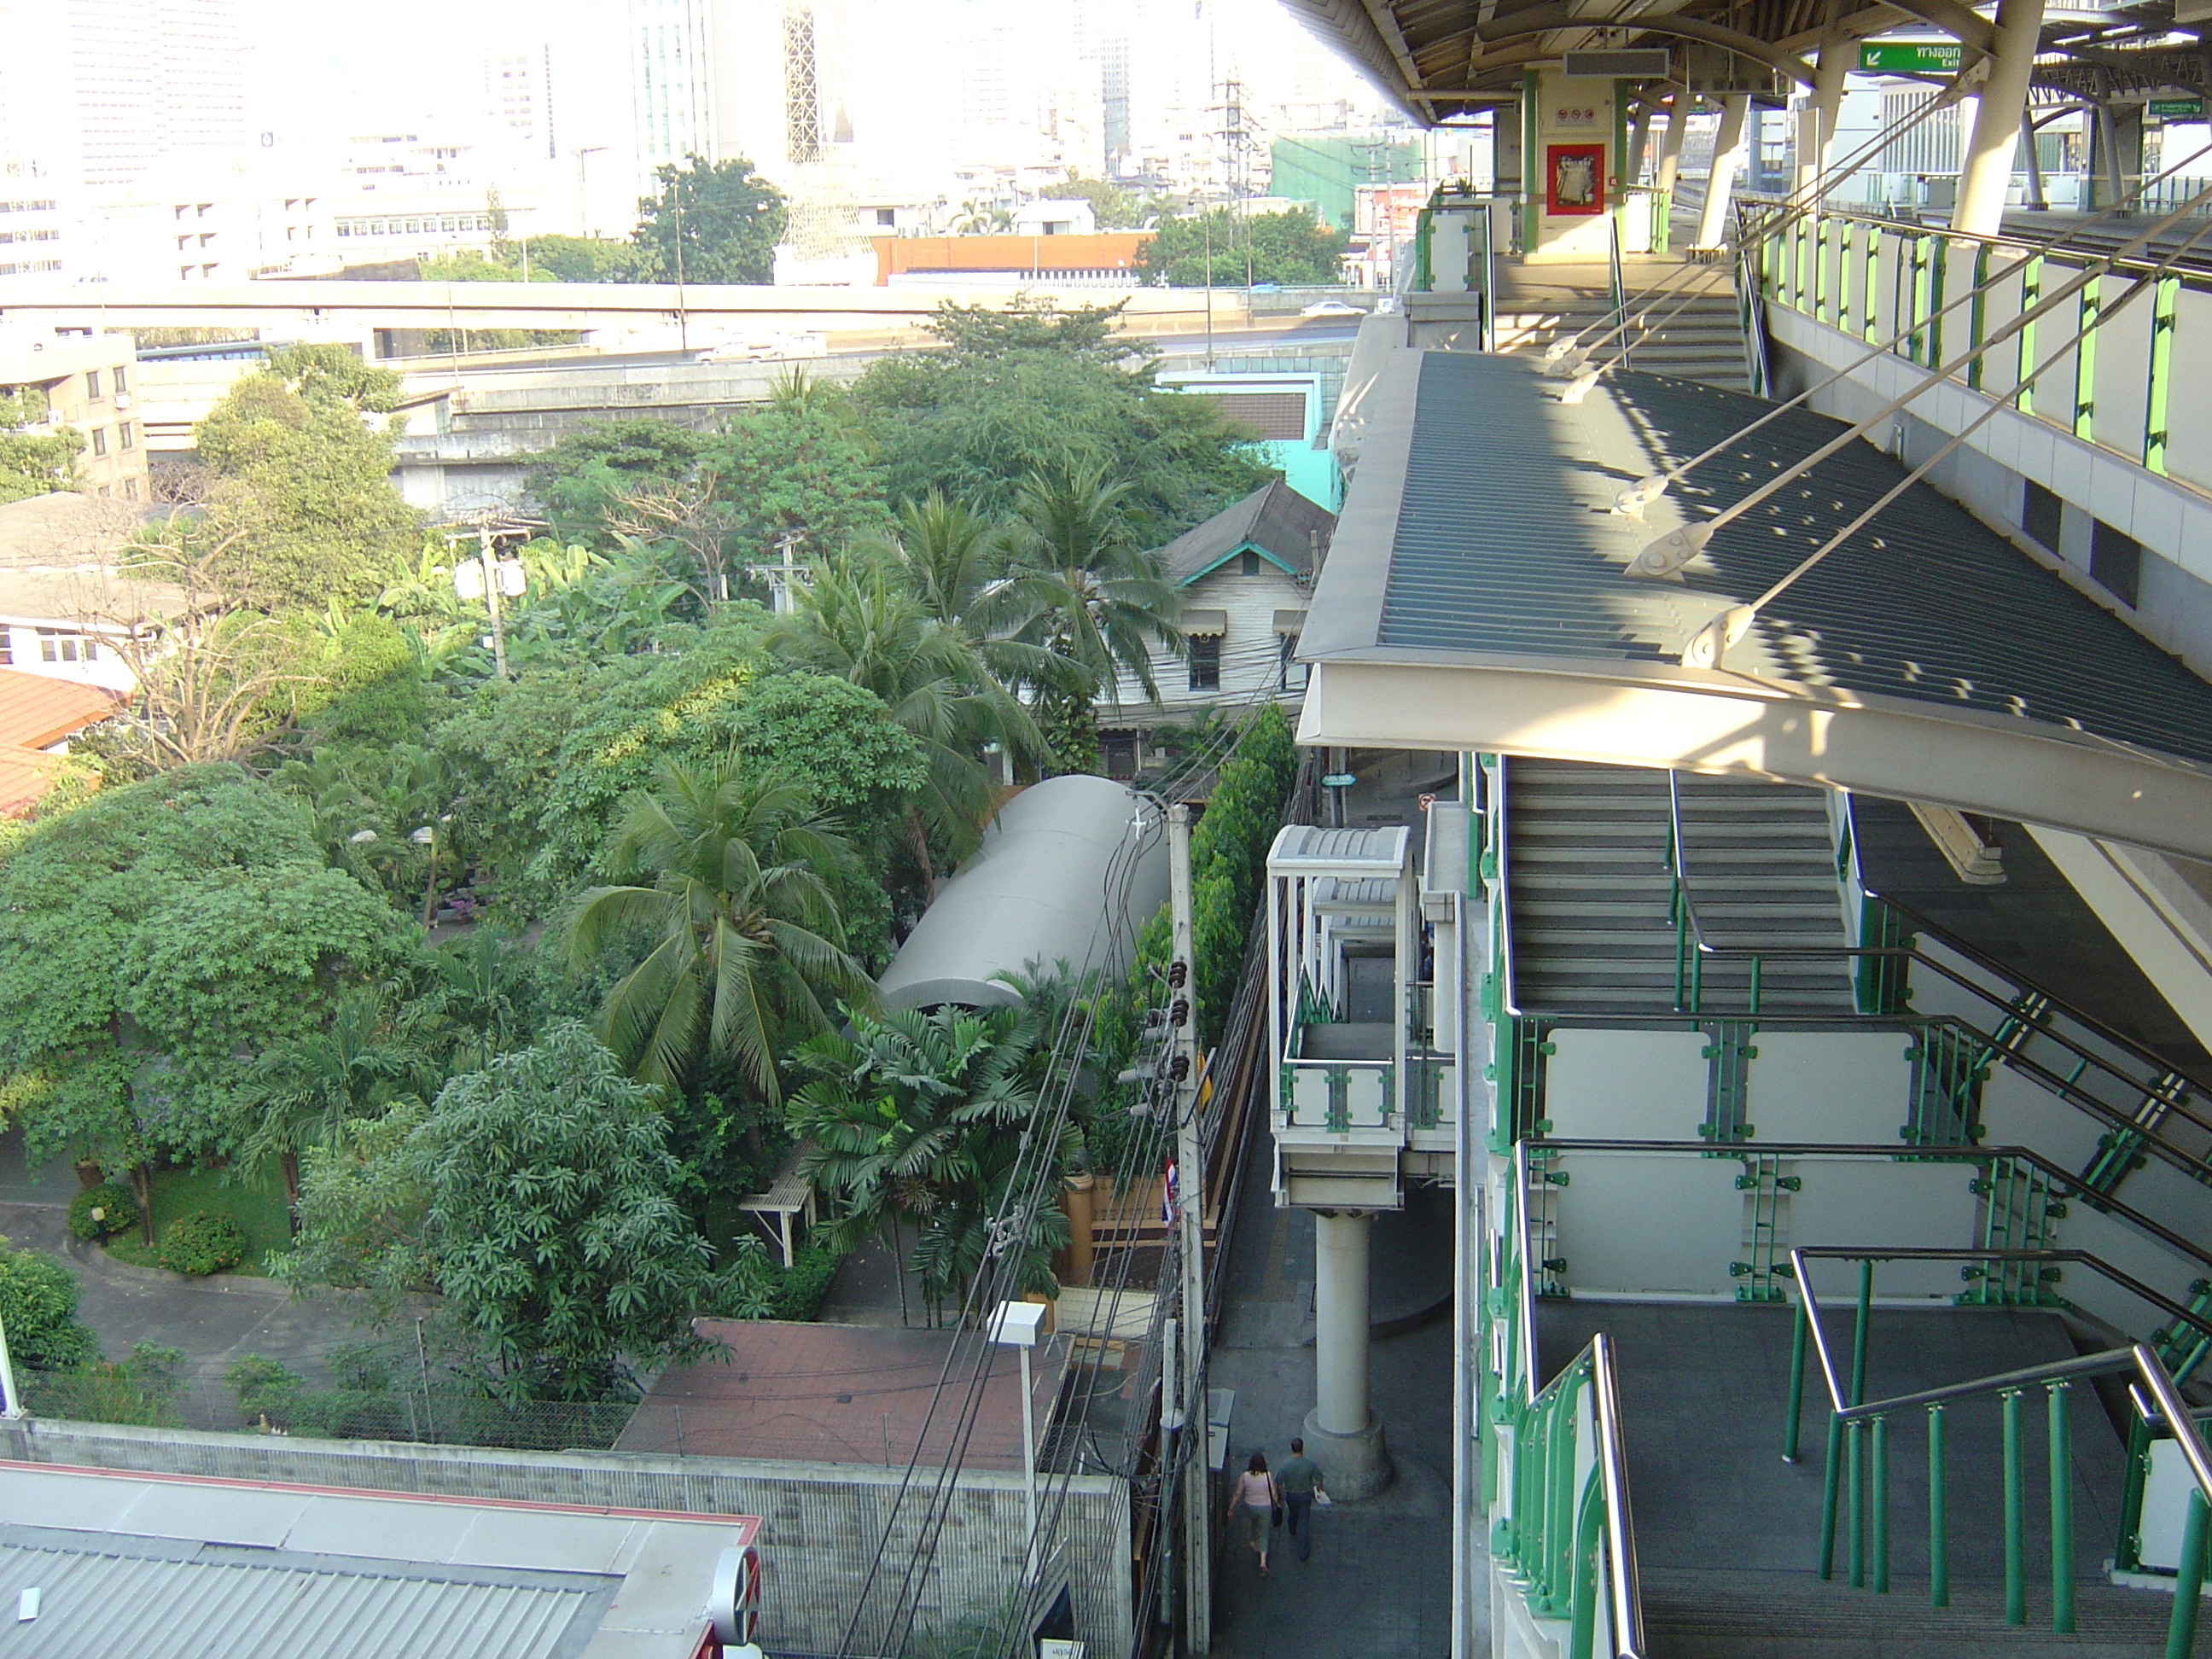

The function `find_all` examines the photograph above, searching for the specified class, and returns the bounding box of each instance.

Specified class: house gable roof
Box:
[1154,480,1336,588]
[0,667,123,752]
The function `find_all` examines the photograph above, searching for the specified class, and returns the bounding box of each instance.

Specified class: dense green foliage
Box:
[67,1183,138,1242]
[1,297,1304,1401]
[0,386,84,502]
[1138,206,1351,288]
[192,344,420,606]
[158,1211,248,1276]
[634,154,789,285]
[0,1237,98,1368]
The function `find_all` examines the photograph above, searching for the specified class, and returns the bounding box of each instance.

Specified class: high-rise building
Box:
[630,0,719,172]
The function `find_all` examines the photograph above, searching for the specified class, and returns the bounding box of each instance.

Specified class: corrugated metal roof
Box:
[1371,352,2212,770]
[0,1525,609,1659]
[1268,824,1409,870]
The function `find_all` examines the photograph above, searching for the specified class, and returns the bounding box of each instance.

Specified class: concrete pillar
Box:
[1953,0,2046,235]
[1798,27,1854,199]
[2022,112,2049,209]
[1696,96,1751,249]
[1655,96,1688,193]
[1305,1209,1392,1499]
[1627,107,1654,187]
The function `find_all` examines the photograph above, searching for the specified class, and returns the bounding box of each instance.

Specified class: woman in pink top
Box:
[1225,1450,1282,1575]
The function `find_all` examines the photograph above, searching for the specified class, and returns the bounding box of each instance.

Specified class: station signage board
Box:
[1858,42,1964,73]
[2149,98,2206,119]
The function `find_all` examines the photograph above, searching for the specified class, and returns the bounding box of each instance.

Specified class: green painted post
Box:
[2049,1382,2075,1633]
[1848,1417,1867,1588]
[2118,1413,2155,1573]
[2145,272,2179,475]
[1929,1404,1950,1608]
[1863,224,1881,344]
[1784,1299,1810,1462]
[1872,1414,1891,1593]
[1850,1259,1873,1406]
[2073,280,2100,442]
[1968,245,1989,391]
[2167,1489,2210,1659]
[1840,220,1856,332]
[1819,1414,1845,1579]
[2016,256,2041,416]
[1926,237,1947,367]
[2004,1388,2027,1625]
[1567,1474,1604,1659]
[1545,1380,1577,1611]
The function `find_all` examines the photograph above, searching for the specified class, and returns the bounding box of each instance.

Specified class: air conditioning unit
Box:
[111,393,131,410]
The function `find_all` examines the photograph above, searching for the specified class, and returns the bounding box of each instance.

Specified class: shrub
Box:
[158,1212,248,1276]
[768,1243,841,1322]
[227,1353,305,1426]
[0,1237,98,1369]
[67,1182,139,1242]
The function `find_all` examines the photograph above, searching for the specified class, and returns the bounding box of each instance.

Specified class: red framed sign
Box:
[1545,143,1607,216]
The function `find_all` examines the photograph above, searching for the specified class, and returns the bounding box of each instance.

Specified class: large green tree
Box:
[0,387,84,503]
[850,301,1270,537]
[633,154,789,285]
[564,756,873,1098]
[528,417,709,545]
[284,1024,724,1400]
[1138,204,1350,287]
[691,379,891,569]
[239,986,433,1211]
[519,236,652,283]
[191,343,421,606]
[0,765,420,1165]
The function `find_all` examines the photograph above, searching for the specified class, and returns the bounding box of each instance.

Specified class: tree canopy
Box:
[634,154,789,285]
[1138,205,1350,288]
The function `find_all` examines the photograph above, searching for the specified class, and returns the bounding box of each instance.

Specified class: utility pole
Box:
[1167,802,1211,1655]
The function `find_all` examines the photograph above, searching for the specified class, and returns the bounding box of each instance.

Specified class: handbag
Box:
[1272,1502,1284,1528]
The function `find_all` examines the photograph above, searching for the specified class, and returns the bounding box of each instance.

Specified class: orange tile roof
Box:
[0,742,69,818]
[0,667,124,753]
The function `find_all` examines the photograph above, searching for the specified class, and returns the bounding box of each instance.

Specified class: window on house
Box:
[1279,632,1307,691]
[89,426,106,456]
[83,369,101,399]
[111,364,126,394]
[0,628,11,664]
[2091,521,2143,609]
[1240,550,1260,575]
[123,476,138,500]
[1188,634,1221,691]
[877,208,896,225]
[38,627,96,663]
[118,422,133,450]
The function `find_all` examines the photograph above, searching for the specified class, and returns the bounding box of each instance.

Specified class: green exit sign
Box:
[2149,98,2205,119]
[1858,41,1964,73]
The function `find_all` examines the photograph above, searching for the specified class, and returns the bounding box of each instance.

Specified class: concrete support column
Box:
[2022,112,2048,209]
[1799,26,1854,199]
[1655,96,1688,194]
[1305,1209,1392,1499]
[1953,0,2046,235]
[1627,107,1654,187]
[1695,95,1751,250]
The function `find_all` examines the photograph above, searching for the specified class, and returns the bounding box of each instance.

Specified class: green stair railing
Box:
[1784,1244,2212,1650]
[1492,1138,1645,1657]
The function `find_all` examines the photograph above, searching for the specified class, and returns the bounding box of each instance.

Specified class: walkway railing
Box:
[1662,771,2212,1195]
[1491,1138,1645,1657]
[1738,198,2212,492]
[1785,1243,2212,1652]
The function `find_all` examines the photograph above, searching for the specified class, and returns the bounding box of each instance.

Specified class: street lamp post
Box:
[573,146,608,237]
[988,1299,1048,1584]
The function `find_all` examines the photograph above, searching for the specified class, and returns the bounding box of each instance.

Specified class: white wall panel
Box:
[1551,1153,1744,1296]
[1750,1031,1914,1145]
[1545,1028,1710,1140]
[1782,1158,1981,1300]
[1976,1066,2107,1175]
[2057,1203,2206,1344]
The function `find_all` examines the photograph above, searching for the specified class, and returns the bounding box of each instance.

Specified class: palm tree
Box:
[414,926,536,1070]
[763,562,1051,888]
[564,754,873,1098]
[787,1003,1065,1322]
[859,492,1000,626]
[241,987,432,1214]
[987,464,1182,702]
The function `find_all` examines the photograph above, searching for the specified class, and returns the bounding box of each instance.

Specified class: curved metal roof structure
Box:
[1283,0,2208,120]
[876,775,1170,1011]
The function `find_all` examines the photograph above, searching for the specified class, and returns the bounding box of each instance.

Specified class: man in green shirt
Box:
[1277,1437,1324,1561]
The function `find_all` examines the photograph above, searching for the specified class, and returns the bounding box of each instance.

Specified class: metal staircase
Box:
[1501,760,1852,1016]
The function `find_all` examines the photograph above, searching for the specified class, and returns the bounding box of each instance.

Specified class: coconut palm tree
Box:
[859,491,1001,626]
[991,466,1184,695]
[563,754,872,1099]
[787,1002,1066,1322]
[762,562,1051,887]
[241,987,434,1214]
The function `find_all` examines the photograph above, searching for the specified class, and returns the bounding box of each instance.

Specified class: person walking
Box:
[1227,1450,1282,1576]
[1277,1437,1324,1562]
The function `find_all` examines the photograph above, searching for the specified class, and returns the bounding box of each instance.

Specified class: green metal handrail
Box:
[1788,1244,2212,1650]
[1494,1137,1644,1656]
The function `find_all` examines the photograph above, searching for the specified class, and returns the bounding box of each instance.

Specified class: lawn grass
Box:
[103,1164,292,1276]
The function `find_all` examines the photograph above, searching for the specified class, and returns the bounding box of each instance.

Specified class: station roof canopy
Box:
[1297,349,2212,861]
[1278,0,2205,121]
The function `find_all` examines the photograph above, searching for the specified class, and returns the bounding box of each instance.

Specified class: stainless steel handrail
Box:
[1789,1246,2212,1531]
[1530,1138,2212,1278]
[1588,1331,1647,1658]
[1662,770,1715,958]
[1788,1244,2212,1415]
[1495,756,1521,1018]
